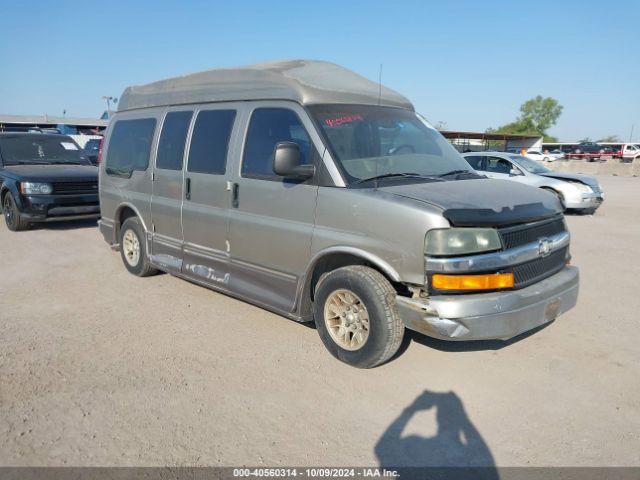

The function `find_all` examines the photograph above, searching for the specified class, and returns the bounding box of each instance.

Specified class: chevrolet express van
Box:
[99,60,579,368]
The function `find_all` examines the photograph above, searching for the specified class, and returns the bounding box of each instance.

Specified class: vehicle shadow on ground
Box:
[30,218,99,231]
[375,390,499,479]
[299,317,551,356]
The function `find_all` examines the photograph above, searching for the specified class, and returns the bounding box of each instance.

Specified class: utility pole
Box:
[630,124,635,142]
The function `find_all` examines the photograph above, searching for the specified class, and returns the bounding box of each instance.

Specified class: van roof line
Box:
[117,60,414,112]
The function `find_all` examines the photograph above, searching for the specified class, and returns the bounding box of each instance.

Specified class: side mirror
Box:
[510,168,523,176]
[273,142,315,179]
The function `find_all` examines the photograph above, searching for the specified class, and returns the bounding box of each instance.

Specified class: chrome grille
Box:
[52,181,98,194]
[499,217,566,250]
[512,246,568,288]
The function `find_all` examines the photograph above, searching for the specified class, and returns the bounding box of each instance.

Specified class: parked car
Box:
[82,138,102,165]
[569,142,605,161]
[0,132,99,231]
[548,149,566,160]
[525,149,553,162]
[601,144,622,157]
[99,60,578,368]
[462,152,603,213]
[620,143,640,161]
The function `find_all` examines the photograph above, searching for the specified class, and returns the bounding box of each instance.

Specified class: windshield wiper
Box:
[49,160,83,165]
[353,173,444,185]
[438,169,476,177]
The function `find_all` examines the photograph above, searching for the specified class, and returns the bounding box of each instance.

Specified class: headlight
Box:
[565,182,592,194]
[20,182,53,195]
[425,228,502,256]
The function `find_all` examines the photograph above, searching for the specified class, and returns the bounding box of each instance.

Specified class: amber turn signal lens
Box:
[432,273,514,291]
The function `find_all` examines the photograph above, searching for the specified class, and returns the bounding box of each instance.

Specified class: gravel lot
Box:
[1,175,639,468]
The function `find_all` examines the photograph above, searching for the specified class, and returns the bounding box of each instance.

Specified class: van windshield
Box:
[309,105,475,185]
[0,135,91,166]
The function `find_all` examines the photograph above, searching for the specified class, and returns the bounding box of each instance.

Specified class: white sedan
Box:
[462,152,603,213]
[525,149,554,162]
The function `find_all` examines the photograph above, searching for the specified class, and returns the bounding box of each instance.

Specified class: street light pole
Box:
[102,96,115,118]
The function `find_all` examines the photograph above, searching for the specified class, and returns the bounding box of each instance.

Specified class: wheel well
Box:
[0,187,13,211]
[299,253,407,318]
[115,206,137,240]
[541,186,562,197]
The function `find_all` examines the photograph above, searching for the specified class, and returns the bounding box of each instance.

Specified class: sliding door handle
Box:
[185,177,191,200]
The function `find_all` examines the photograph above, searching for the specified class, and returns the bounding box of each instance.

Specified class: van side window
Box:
[187,110,236,175]
[242,108,316,178]
[156,111,193,170]
[105,118,156,176]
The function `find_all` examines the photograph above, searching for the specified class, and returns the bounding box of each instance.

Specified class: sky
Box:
[1,0,638,142]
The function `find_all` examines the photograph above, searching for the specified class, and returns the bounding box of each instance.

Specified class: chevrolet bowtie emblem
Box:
[538,237,553,257]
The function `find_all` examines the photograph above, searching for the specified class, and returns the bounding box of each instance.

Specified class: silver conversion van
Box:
[99,60,579,368]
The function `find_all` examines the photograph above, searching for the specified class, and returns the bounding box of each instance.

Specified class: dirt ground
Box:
[0,175,639,468]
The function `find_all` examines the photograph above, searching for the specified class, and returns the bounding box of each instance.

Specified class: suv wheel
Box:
[119,217,158,277]
[2,192,30,231]
[313,266,404,368]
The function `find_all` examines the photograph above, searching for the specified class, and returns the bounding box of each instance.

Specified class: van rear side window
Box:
[106,118,156,177]
[156,111,193,171]
[187,110,236,175]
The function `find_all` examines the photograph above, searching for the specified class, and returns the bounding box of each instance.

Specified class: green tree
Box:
[519,96,563,134]
[597,135,619,143]
[488,96,563,141]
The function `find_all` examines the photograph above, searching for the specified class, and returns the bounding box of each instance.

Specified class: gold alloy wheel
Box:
[323,289,370,351]
[122,229,140,267]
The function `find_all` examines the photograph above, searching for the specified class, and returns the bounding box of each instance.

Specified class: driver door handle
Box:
[231,182,239,208]
[185,177,191,200]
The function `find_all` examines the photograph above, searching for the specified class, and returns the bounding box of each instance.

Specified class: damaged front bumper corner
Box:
[396,266,579,341]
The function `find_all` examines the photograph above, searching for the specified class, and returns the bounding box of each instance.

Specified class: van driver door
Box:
[150,109,193,273]
[226,103,322,312]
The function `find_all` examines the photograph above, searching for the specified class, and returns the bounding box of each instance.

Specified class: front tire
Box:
[119,217,158,277]
[313,266,404,368]
[2,192,30,231]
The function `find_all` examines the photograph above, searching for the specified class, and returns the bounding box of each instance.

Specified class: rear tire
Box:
[313,266,404,368]
[2,192,30,231]
[119,217,158,277]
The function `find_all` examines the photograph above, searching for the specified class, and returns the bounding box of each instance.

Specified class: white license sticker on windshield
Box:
[61,142,78,150]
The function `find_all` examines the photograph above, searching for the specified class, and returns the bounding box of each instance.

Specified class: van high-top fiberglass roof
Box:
[117,60,414,112]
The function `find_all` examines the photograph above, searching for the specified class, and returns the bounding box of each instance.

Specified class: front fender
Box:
[0,180,24,210]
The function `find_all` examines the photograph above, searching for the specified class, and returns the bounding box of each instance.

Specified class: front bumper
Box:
[20,194,100,222]
[396,266,579,341]
[563,191,603,210]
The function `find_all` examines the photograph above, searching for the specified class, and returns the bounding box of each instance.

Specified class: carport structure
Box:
[440,130,543,153]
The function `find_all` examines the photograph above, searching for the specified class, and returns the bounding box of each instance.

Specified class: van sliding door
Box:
[180,107,239,285]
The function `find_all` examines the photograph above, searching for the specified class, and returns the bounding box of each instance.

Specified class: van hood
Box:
[3,164,98,182]
[379,178,562,227]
